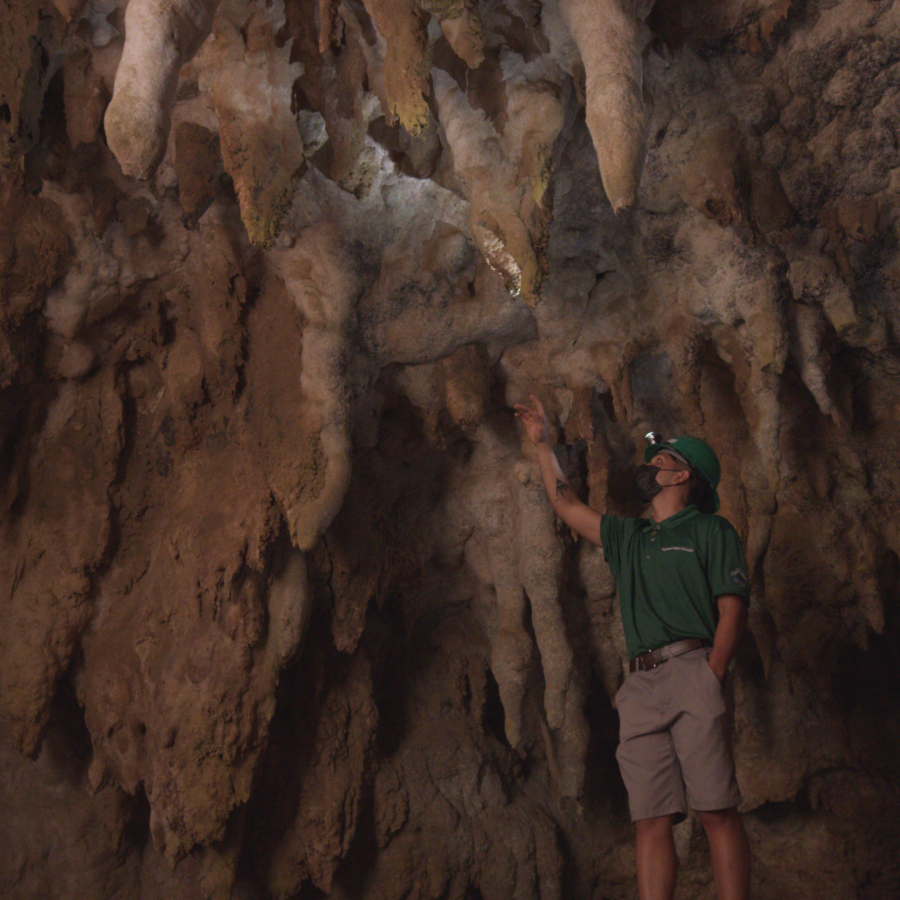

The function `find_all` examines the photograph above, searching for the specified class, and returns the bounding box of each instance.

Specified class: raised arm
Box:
[514,394,603,546]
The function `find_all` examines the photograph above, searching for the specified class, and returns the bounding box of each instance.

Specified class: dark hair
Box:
[665,454,715,512]
[686,470,714,512]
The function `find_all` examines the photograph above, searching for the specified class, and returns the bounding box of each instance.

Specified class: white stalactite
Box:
[555,0,652,211]
[104,0,220,179]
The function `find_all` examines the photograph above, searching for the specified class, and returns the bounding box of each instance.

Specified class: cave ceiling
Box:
[2,0,900,898]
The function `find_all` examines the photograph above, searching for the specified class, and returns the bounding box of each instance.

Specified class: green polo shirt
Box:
[600,506,750,658]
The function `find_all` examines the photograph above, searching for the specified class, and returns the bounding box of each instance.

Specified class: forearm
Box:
[708,595,748,681]
[535,441,570,507]
[534,442,603,544]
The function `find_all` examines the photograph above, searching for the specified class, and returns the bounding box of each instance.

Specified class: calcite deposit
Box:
[2,0,900,898]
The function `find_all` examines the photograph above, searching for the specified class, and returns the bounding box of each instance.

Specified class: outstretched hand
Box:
[513,394,550,446]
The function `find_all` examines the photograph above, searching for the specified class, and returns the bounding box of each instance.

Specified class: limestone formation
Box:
[104,0,221,180]
[554,0,653,212]
[3,1,900,899]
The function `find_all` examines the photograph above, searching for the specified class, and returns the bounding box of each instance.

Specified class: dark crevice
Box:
[43,669,93,782]
[481,666,507,748]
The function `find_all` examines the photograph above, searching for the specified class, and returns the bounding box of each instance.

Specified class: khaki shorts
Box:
[615,647,742,823]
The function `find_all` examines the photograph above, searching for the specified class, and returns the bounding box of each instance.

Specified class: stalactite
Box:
[104,0,220,179]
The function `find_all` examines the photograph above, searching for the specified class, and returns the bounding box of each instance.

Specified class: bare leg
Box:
[635,814,677,900]
[696,807,751,900]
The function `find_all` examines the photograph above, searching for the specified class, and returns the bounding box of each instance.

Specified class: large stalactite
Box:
[2,0,900,898]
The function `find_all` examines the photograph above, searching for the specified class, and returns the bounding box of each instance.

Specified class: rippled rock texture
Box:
[2,0,900,898]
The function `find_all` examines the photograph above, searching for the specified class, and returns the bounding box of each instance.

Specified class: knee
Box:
[696,807,739,832]
[635,814,677,841]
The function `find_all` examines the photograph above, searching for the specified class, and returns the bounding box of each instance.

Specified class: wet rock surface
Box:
[2,0,900,898]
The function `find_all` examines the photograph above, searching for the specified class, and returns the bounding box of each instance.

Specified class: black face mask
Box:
[634,464,663,504]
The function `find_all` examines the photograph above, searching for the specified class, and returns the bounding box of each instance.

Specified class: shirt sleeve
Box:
[601,514,643,581]
[600,514,622,578]
[706,517,751,602]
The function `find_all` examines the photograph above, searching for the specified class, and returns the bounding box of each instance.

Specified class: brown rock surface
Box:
[2,0,900,898]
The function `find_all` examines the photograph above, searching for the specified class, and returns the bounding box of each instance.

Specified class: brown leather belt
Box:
[629,638,711,673]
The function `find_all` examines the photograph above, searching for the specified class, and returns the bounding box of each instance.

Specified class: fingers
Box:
[529,393,546,417]
[513,396,547,429]
[513,395,550,446]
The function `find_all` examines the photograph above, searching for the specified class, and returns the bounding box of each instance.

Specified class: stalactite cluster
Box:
[2,1,900,898]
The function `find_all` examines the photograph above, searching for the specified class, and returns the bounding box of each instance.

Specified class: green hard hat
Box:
[644,435,721,513]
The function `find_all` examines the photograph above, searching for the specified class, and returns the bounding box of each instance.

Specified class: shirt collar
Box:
[652,505,701,529]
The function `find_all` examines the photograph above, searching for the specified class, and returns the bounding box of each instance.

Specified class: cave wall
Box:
[2,0,900,898]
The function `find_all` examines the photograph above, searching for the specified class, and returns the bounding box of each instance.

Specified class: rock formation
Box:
[2,0,900,898]
[104,0,221,180]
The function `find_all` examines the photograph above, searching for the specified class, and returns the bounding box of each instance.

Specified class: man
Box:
[514,394,751,900]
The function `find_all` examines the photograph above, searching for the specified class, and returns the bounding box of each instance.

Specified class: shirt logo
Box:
[730,566,749,588]
[662,546,694,552]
